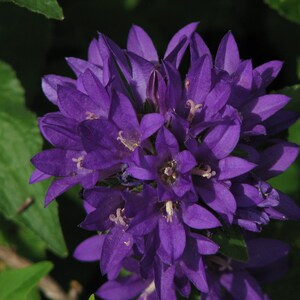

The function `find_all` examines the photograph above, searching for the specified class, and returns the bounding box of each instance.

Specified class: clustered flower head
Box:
[31,23,300,299]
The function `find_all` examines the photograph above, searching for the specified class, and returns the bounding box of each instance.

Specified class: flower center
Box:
[72,156,84,169]
[117,131,140,152]
[160,160,177,184]
[109,208,128,226]
[186,99,202,122]
[192,164,216,179]
[210,256,233,272]
[85,111,99,120]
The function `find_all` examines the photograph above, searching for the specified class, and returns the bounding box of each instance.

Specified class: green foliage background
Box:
[0,0,299,299]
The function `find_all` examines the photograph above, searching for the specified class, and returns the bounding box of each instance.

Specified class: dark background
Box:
[0,0,299,299]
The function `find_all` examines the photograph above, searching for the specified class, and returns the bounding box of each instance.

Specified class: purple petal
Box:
[242,94,290,129]
[45,176,81,206]
[42,75,76,105]
[163,61,182,110]
[231,183,261,207]
[88,38,103,66]
[276,191,300,220]
[146,69,167,113]
[140,113,165,141]
[185,55,212,105]
[201,115,240,160]
[155,127,179,157]
[181,253,208,293]
[263,110,299,136]
[128,209,158,236]
[190,32,212,64]
[127,52,154,105]
[29,169,51,184]
[100,227,133,280]
[57,86,101,122]
[190,233,219,255]
[255,142,299,180]
[73,234,105,261]
[204,81,230,118]
[81,69,110,118]
[245,238,289,268]
[79,119,119,153]
[31,149,80,177]
[66,57,103,81]
[197,181,236,223]
[154,258,176,300]
[158,214,186,262]
[220,271,264,300]
[97,274,150,300]
[217,156,257,180]
[127,25,158,62]
[254,60,283,89]
[182,203,221,229]
[39,113,82,150]
[164,22,199,68]
[175,150,197,173]
[215,31,240,75]
[110,91,139,130]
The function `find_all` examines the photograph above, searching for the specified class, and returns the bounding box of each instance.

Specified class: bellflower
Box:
[31,22,300,300]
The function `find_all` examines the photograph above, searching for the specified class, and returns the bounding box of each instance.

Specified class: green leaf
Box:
[0,261,52,300]
[4,0,64,20]
[0,61,67,257]
[269,120,300,195]
[211,226,249,262]
[264,0,300,25]
[276,84,300,113]
[88,295,95,300]
[297,57,300,81]
[0,214,46,260]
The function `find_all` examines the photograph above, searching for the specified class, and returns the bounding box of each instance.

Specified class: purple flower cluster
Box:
[31,23,300,299]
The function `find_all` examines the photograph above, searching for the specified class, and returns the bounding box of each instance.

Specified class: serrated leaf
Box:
[211,226,248,262]
[0,261,52,300]
[5,0,64,20]
[265,0,300,25]
[0,61,67,257]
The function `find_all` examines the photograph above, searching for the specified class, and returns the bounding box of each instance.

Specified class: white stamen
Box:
[210,256,233,272]
[72,156,84,169]
[117,131,140,151]
[140,281,155,300]
[109,208,127,226]
[186,99,202,122]
[85,111,99,120]
[165,201,174,223]
[124,240,131,246]
[185,79,190,90]
[192,164,216,179]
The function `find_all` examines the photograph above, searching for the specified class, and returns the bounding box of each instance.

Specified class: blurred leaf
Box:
[0,261,52,300]
[277,84,300,113]
[264,0,300,25]
[269,120,300,195]
[0,214,46,261]
[0,61,67,257]
[0,4,53,105]
[3,0,64,20]
[297,57,300,81]
[26,287,41,300]
[211,226,248,262]
[88,295,95,300]
[123,0,140,10]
